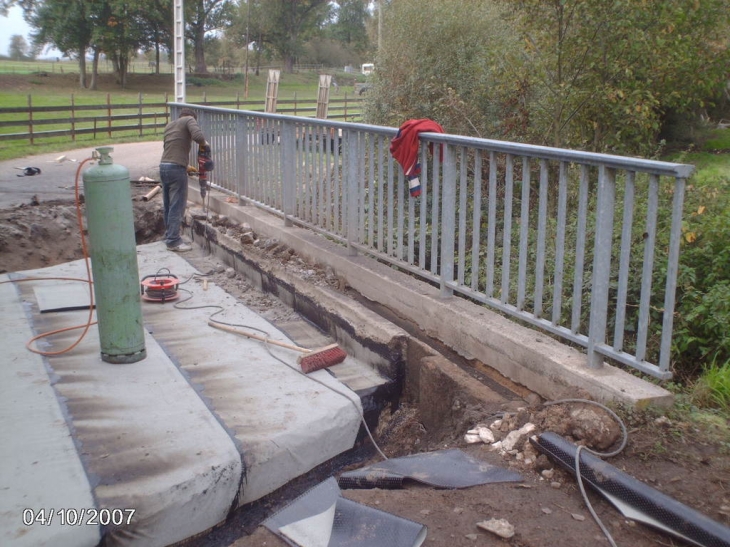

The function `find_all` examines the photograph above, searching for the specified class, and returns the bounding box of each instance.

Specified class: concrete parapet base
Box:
[191,188,673,409]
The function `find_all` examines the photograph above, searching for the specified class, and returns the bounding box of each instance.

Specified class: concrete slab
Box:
[0,241,364,546]
[0,280,99,547]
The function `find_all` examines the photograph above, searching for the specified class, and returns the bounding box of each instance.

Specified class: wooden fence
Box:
[0,92,364,145]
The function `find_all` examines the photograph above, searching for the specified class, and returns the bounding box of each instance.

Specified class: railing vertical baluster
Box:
[386,151,394,256]
[441,143,456,298]
[486,151,497,298]
[367,135,375,246]
[417,145,427,268]
[552,161,568,324]
[517,157,531,311]
[377,135,385,252]
[470,152,483,291]
[501,154,514,304]
[236,115,246,205]
[346,129,359,256]
[397,169,405,261]
[571,165,590,334]
[429,145,440,275]
[457,147,468,286]
[614,171,636,351]
[636,174,660,362]
[333,128,341,234]
[588,166,616,368]
[281,122,295,227]
[534,159,549,318]
[659,177,687,372]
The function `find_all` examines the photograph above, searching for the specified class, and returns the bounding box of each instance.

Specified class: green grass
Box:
[0,67,364,161]
[693,362,730,411]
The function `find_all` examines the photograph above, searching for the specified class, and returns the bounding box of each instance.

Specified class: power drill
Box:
[197,144,214,198]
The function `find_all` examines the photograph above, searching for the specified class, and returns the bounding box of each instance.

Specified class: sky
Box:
[0,4,62,59]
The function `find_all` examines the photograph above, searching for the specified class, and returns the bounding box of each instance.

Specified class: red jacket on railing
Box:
[389,118,444,197]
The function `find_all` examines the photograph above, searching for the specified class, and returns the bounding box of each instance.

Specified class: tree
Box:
[8,34,29,60]
[498,0,730,154]
[29,0,94,88]
[328,0,370,55]
[138,0,174,75]
[186,0,235,73]
[259,0,331,73]
[368,0,517,135]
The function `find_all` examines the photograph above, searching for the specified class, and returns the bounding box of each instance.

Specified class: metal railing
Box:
[178,104,694,380]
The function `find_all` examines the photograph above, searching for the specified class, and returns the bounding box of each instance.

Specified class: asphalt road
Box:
[0,141,163,209]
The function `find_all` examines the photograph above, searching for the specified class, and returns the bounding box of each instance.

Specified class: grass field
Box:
[0,65,366,161]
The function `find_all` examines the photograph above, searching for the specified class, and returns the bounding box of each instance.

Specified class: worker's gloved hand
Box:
[186,165,198,176]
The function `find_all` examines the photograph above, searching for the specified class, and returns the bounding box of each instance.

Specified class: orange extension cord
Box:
[0,155,98,356]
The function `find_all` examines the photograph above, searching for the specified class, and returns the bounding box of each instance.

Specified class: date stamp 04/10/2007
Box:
[22,508,136,527]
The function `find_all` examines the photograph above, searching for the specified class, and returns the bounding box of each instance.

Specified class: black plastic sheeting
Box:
[263,477,427,547]
[531,432,730,547]
[338,448,523,490]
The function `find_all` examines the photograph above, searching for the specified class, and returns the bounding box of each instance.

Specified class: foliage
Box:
[495,0,730,154]
[369,0,730,155]
[366,0,519,136]
[256,0,332,73]
[186,0,236,74]
[326,0,371,56]
[670,147,730,377]
[28,0,94,88]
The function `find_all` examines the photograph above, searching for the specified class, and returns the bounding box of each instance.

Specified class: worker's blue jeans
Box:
[159,162,188,248]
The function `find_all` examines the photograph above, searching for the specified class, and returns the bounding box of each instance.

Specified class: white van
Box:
[361,63,374,75]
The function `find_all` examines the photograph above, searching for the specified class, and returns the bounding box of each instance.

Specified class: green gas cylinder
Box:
[83,147,146,363]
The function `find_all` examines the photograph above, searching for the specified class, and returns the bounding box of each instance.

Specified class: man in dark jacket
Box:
[159,107,207,251]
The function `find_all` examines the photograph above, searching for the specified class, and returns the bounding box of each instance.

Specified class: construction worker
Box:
[159,107,208,252]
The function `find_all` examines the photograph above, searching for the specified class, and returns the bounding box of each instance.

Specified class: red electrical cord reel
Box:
[140,274,180,302]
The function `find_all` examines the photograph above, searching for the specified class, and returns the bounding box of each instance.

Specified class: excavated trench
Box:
[181,214,539,542]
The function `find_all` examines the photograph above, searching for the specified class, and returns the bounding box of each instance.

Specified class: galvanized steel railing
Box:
[176,104,694,380]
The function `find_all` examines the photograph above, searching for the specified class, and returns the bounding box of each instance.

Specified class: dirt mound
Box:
[0,182,163,274]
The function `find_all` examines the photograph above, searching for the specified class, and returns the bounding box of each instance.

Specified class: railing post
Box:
[27,94,34,145]
[345,129,359,257]
[236,115,247,205]
[281,122,296,226]
[70,93,76,141]
[440,143,456,298]
[587,166,616,368]
[659,176,687,373]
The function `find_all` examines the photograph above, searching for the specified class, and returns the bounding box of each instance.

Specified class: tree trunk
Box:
[194,24,207,73]
[284,55,295,74]
[255,31,262,76]
[155,39,161,75]
[89,48,100,90]
[112,54,121,84]
[119,55,128,88]
[77,53,87,89]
